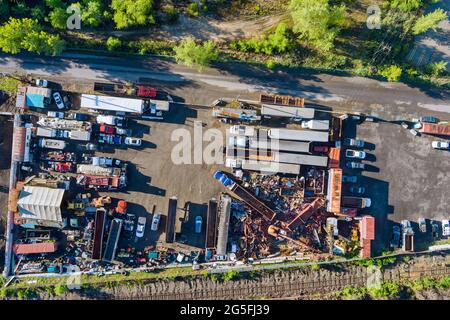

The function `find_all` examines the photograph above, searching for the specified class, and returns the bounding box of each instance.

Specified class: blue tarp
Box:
[26,93,45,108]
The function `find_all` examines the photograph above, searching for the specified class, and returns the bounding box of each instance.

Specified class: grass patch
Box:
[0,76,23,95]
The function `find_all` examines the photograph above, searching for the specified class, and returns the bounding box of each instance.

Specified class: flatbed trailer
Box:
[248,136,310,153]
[92,209,106,260]
[275,152,328,167]
[260,93,305,107]
[205,199,218,249]
[102,218,122,263]
[166,197,177,243]
[261,105,314,119]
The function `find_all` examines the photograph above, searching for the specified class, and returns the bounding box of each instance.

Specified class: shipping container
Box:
[418,123,450,137]
[81,94,146,114]
[341,196,371,209]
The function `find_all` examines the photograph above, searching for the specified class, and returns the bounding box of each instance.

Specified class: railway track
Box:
[104,265,450,300]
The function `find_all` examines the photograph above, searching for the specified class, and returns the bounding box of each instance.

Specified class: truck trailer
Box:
[268,128,329,142]
[341,196,371,209]
[81,94,147,114]
[38,138,66,150]
[418,123,450,137]
[301,120,330,131]
[261,105,315,120]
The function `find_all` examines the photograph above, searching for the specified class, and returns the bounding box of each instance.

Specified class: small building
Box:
[17,186,65,228]
[326,168,342,214]
[359,215,375,258]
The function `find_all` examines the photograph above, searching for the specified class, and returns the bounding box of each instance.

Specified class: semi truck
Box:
[38,138,66,150]
[81,94,147,115]
[301,120,330,131]
[418,123,450,137]
[268,128,329,142]
[341,196,371,209]
[103,218,123,263]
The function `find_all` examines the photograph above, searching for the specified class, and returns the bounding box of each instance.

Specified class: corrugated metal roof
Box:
[360,215,375,240]
[13,242,57,255]
[216,195,231,256]
[26,86,51,98]
[17,186,64,224]
[26,93,45,108]
[12,127,26,162]
[360,238,372,258]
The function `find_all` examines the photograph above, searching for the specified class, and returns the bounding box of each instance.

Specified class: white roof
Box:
[81,94,144,114]
[17,186,64,223]
[261,105,315,119]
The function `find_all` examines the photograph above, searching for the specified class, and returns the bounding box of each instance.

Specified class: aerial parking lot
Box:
[95,104,226,251]
[343,117,450,252]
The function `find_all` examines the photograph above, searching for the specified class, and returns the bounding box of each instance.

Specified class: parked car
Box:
[346,161,366,170]
[67,113,89,121]
[136,217,147,238]
[116,128,132,136]
[342,175,357,183]
[92,156,122,168]
[442,219,450,237]
[98,134,122,145]
[349,186,365,195]
[390,225,401,249]
[345,149,366,159]
[52,92,65,109]
[344,138,365,148]
[99,124,115,134]
[35,79,48,87]
[420,116,439,124]
[195,216,203,234]
[151,213,161,232]
[124,137,142,146]
[431,141,450,150]
[47,111,64,119]
[418,218,427,233]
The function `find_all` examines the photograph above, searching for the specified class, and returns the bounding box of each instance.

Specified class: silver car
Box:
[344,138,365,148]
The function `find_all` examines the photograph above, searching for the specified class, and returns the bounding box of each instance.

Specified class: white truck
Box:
[38,138,67,150]
[301,120,330,131]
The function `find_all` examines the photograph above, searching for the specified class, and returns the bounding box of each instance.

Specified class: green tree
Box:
[289,0,345,51]
[45,0,64,9]
[48,7,69,29]
[11,1,30,17]
[106,36,122,51]
[31,6,46,21]
[174,37,219,71]
[413,8,447,35]
[379,65,403,81]
[0,18,65,55]
[390,0,423,12]
[187,2,200,17]
[82,0,103,27]
[110,0,155,29]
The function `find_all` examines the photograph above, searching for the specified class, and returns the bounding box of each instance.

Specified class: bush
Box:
[368,282,401,299]
[379,65,403,81]
[54,284,69,296]
[222,270,240,282]
[425,61,448,77]
[230,23,293,55]
[106,37,122,51]
[174,37,219,71]
[127,39,174,55]
[310,263,321,271]
[265,60,276,69]
[187,2,200,17]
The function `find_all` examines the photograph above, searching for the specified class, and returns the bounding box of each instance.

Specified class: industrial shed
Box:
[17,186,65,228]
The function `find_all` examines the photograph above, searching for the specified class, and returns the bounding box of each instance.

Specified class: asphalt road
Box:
[0,53,449,118]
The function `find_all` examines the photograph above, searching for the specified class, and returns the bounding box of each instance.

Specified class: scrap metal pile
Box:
[227,171,333,258]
